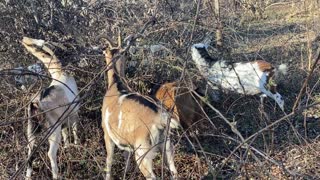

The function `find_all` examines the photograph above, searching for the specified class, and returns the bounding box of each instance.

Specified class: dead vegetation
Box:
[0,0,320,179]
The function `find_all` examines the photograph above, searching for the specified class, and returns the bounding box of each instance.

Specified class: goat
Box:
[191,43,284,110]
[154,82,205,130]
[100,35,179,179]
[22,37,80,179]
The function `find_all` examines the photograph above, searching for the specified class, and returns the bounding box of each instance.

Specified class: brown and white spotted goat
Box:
[22,37,80,179]
[191,43,284,110]
[100,36,179,179]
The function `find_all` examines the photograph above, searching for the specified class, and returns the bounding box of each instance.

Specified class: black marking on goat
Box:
[127,94,158,113]
[40,85,56,100]
[149,83,161,96]
[195,47,217,66]
[27,155,36,169]
[113,74,129,94]
[266,74,277,94]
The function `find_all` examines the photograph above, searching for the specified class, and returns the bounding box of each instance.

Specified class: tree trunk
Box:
[214,0,223,49]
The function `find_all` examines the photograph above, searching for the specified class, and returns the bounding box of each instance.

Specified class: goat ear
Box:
[149,83,161,96]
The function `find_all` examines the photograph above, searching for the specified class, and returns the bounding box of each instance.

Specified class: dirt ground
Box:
[0,0,320,179]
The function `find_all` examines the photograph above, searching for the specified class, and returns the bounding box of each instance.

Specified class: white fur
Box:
[191,43,284,110]
[118,111,123,129]
[104,109,132,152]
[208,61,265,95]
[278,64,288,75]
[118,94,130,104]
[32,39,45,47]
[23,37,80,180]
[51,75,79,109]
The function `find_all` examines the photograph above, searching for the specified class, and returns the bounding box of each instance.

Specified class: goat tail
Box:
[276,63,288,76]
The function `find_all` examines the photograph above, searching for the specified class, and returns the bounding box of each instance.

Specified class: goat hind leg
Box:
[62,127,70,148]
[72,121,79,145]
[161,139,178,179]
[104,134,114,180]
[259,94,267,111]
[26,119,36,179]
[135,147,156,180]
[48,127,62,179]
[71,114,80,145]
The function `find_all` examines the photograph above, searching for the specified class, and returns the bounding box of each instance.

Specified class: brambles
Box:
[0,0,320,179]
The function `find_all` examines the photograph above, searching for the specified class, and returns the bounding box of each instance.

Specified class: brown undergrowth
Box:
[0,0,320,179]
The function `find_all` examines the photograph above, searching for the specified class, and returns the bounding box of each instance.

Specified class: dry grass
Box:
[0,0,320,179]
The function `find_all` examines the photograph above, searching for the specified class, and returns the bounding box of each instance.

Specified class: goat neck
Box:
[22,37,63,79]
[104,48,126,89]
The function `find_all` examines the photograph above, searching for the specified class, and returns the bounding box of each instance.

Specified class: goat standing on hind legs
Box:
[22,37,80,179]
[100,34,179,180]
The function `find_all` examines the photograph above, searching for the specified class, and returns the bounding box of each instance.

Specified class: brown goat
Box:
[100,36,179,179]
[155,82,205,131]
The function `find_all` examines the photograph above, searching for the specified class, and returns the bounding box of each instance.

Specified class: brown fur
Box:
[101,47,178,179]
[22,37,63,78]
[253,60,278,94]
[253,60,274,73]
[155,82,205,130]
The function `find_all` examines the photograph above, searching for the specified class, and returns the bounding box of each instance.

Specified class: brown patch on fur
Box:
[253,60,274,72]
[155,82,205,129]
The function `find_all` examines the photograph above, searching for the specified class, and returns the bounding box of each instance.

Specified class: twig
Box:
[190,0,201,42]
[292,44,320,111]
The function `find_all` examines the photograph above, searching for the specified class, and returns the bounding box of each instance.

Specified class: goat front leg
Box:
[72,120,79,145]
[104,133,115,180]
[48,126,62,179]
[135,145,156,180]
[160,139,178,179]
[68,113,80,145]
[26,119,37,179]
[62,127,70,148]
[123,151,132,176]
[259,94,267,111]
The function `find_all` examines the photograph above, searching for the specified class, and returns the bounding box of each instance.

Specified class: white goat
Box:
[191,43,284,110]
[100,35,179,179]
[22,37,80,179]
